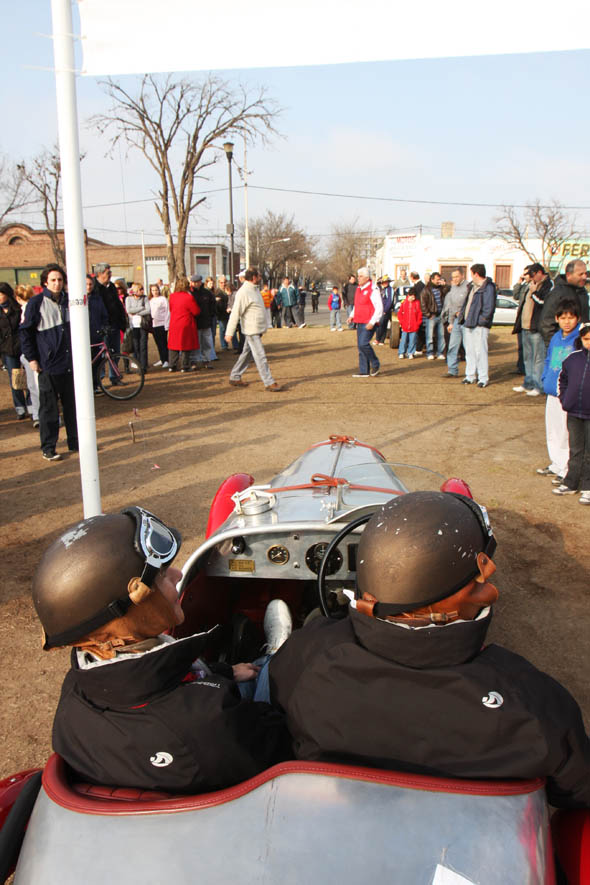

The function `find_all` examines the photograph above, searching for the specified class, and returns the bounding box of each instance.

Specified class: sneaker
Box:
[370,366,380,377]
[352,373,370,378]
[229,378,248,387]
[16,412,27,420]
[580,492,590,505]
[552,476,565,485]
[427,355,435,360]
[153,360,162,367]
[33,419,40,428]
[180,368,188,373]
[168,367,176,372]
[414,349,423,355]
[512,386,527,393]
[462,378,474,385]
[162,361,169,368]
[526,389,541,397]
[437,355,445,360]
[441,372,457,378]
[330,328,336,332]
[94,387,104,395]
[42,450,62,462]
[265,382,283,392]
[398,354,405,359]
[536,466,557,476]
[298,323,306,328]
[552,484,576,495]
[407,354,414,360]
[377,342,385,346]
[477,381,489,388]
[263,599,292,654]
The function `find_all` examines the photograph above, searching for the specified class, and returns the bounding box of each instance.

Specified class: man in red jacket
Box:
[347,267,383,377]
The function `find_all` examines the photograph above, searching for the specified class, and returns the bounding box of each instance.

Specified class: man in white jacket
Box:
[225,268,283,391]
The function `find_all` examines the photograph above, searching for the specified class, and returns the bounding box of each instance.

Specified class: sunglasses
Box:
[122,506,181,588]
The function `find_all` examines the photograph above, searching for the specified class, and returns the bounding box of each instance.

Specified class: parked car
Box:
[494,295,518,325]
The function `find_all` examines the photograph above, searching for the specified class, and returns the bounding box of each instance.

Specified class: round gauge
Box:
[305,542,343,575]
[267,544,290,565]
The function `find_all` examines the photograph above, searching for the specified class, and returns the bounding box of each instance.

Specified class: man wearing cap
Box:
[190,275,216,367]
[374,275,394,345]
[512,262,552,396]
[94,263,127,383]
[33,507,292,793]
[270,491,590,808]
[347,267,383,377]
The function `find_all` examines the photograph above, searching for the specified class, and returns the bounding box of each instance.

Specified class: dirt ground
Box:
[1,317,589,780]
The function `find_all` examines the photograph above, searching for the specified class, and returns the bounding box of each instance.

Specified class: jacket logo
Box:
[482,691,504,709]
[150,751,173,767]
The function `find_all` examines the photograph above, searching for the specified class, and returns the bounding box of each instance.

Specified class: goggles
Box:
[122,506,181,589]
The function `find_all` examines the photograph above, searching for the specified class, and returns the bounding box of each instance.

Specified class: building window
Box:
[440,264,467,281]
[8,236,24,245]
[195,255,211,278]
[494,264,512,289]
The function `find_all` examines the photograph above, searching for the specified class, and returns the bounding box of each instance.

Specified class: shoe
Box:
[407,354,414,359]
[398,354,405,360]
[462,378,474,385]
[153,360,162,367]
[552,484,576,495]
[580,492,590,505]
[377,342,385,346]
[512,386,526,393]
[414,349,423,355]
[536,466,557,476]
[337,328,343,331]
[427,355,435,360]
[437,355,445,360]
[352,373,369,378]
[299,323,306,328]
[441,372,457,378]
[42,450,62,462]
[94,387,104,395]
[68,445,79,452]
[168,367,176,372]
[16,412,27,420]
[477,381,488,388]
[370,366,380,377]
[330,328,336,332]
[263,600,292,654]
[229,378,248,387]
[265,382,283,392]
[33,419,40,428]
[526,389,541,397]
[181,368,188,373]
[162,362,169,368]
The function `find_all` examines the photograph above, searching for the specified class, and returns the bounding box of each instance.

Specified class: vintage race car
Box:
[1,435,588,884]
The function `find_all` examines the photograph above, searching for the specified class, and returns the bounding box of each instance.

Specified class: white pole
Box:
[243,136,250,267]
[51,0,101,517]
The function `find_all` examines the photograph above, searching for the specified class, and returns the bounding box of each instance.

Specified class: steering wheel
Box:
[317,513,374,618]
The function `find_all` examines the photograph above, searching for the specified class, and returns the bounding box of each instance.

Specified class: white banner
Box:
[78,0,590,76]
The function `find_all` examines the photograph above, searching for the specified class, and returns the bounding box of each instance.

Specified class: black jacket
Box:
[20,289,73,374]
[540,275,589,346]
[0,297,22,358]
[269,608,590,808]
[192,287,215,329]
[558,347,590,419]
[95,280,127,332]
[53,633,289,794]
[512,275,552,334]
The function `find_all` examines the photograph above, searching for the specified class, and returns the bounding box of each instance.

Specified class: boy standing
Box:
[328,286,342,331]
[538,299,580,482]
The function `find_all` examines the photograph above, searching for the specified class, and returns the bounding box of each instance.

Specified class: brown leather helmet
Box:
[356,491,496,616]
[32,509,181,649]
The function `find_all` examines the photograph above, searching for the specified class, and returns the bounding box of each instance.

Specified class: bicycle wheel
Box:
[98,354,145,400]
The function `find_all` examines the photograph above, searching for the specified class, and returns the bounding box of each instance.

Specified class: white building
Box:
[374,228,543,290]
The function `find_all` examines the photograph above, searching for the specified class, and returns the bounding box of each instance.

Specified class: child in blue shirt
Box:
[538,298,580,482]
[328,286,342,331]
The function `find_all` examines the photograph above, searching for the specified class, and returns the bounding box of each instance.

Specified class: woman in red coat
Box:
[167,276,200,372]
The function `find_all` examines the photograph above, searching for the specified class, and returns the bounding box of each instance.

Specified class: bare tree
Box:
[17,149,66,266]
[323,219,378,286]
[0,155,31,226]
[494,200,579,271]
[92,75,281,283]
[238,212,317,287]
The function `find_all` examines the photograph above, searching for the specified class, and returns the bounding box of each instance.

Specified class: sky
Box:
[3,2,590,256]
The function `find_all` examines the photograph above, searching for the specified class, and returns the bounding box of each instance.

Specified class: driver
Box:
[33,507,291,793]
[269,491,590,808]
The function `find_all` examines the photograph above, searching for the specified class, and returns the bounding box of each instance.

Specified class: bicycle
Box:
[91,331,145,400]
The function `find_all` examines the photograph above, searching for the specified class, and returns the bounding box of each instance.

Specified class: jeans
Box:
[131,327,148,372]
[330,309,342,329]
[38,370,77,453]
[426,315,445,356]
[356,323,379,375]
[283,306,296,327]
[230,334,274,386]
[2,353,27,414]
[463,326,489,383]
[217,316,228,349]
[399,330,417,356]
[522,331,545,392]
[564,415,590,491]
[196,327,216,362]
[446,320,464,375]
[237,655,272,703]
[21,355,39,419]
[106,328,121,381]
[375,310,391,343]
[152,325,168,363]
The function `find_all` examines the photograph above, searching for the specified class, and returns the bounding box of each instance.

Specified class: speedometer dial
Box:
[305,542,343,575]
[267,544,290,565]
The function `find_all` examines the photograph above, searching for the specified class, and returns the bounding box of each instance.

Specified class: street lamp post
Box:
[223,142,235,284]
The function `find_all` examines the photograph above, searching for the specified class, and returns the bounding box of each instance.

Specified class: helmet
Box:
[356,491,496,615]
[33,509,181,649]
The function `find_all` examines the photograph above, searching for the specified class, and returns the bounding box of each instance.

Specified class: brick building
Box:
[0,223,239,288]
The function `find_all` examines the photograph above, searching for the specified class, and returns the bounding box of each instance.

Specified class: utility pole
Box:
[243,136,250,268]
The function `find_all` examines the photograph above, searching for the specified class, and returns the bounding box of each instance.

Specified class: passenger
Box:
[270,491,590,808]
[32,508,292,793]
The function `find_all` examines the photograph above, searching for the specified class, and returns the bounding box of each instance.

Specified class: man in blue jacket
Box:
[20,263,77,461]
[458,263,496,388]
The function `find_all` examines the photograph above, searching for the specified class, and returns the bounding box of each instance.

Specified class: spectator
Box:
[190,275,216,367]
[397,289,422,359]
[375,275,393,345]
[14,284,39,425]
[125,283,151,374]
[540,259,589,346]
[342,274,357,324]
[347,266,383,378]
[441,269,468,378]
[167,276,199,373]
[310,282,320,313]
[457,263,496,388]
[94,263,127,384]
[296,283,307,327]
[225,281,244,353]
[260,283,273,328]
[270,288,282,328]
[420,271,449,360]
[149,283,170,368]
[225,267,282,392]
[86,275,109,393]
[512,262,552,397]
[0,283,27,420]
[408,272,425,353]
[553,322,590,503]
[392,268,412,310]
[511,268,531,375]
[538,299,580,483]
[328,285,343,331]
[213,279,229,350]
[205,276,218,349]
[20,263,78,461]
[278,277,298,328]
